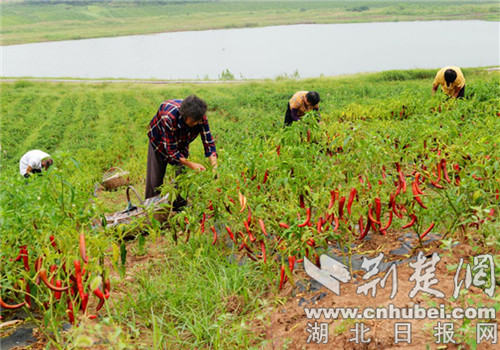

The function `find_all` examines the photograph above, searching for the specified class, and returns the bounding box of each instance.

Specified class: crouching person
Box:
[19,150,53,178]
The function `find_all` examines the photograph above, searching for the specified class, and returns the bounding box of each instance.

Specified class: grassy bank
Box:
[1,68,499,348]
[1,0,499,46]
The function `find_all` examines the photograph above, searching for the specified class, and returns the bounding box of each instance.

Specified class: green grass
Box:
[1,1,499,45]
[110,238,271,349]
[1,68,499,348]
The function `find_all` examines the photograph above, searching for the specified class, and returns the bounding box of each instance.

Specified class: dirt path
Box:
[265,232,500,349]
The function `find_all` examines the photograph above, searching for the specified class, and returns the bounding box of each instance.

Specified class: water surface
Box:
[1,21,498,79]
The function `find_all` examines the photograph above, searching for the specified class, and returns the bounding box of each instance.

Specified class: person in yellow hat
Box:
[432,66,465,99]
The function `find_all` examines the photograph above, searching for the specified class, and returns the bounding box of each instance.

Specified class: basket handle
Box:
[104,167,125,177]
[126,186,144,206]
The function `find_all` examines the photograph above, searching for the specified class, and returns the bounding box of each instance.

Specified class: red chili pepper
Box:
[244,221,256,242]
[357,216,364,237]
[391,199,403,219]
[332,216,339,232]
[299,194,305,209]
[81,293,89,312]
[260,240,267,263]
[380,211,393,232]
[34,256,44,285]
[413,173,424,195]
[374,198,382,223]
[258,219,268,237]
[49,235,59,251]
[328,190,336,210]
[305,238,316,247]
[247,207,252,225]
[21,246,29,271]
[79,232,89,264]
[18,278,31,308]
[73,260,85,300]
[67,296,75,324]
[13,246,24,262]
[289,256,296,274]
[399,173,406,193]
[338,196,346,219]
[496,189,499,201]
[430,180,444,189]
[298,208,311,227]
[263,170,269,184]
[316,219,322,234]
[440,159,451,183]
[88,314,98,320]
[39,269,70,292]
[366,176,372,190]
[395,181,401,196]
[436,161,442,183]
[368,204,381,225]
[279,222,290,229]
[226,226,236,242]
[0,296,25,309]
[211,226,217,245]
[54,281,63,300]
[402,214,417,229]
[93,287,110,300]
[360,214,372,240]
[420,222,435,240]
[279,265,286,290]
[200,213,206,233]
[388,193,395,209]
[412,182,427,209]
[347,188,357,216]
[276,145,281,156]
[96,298,105,312]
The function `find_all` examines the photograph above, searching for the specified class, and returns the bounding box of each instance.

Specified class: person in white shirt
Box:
[19,150,53,177]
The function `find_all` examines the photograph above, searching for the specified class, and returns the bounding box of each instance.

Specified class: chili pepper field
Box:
[1,69,499,349]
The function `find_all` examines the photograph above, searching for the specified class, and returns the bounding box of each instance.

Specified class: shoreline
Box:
[1,66,498,84]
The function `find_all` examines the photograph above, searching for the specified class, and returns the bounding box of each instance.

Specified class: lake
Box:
[1,21,499,80]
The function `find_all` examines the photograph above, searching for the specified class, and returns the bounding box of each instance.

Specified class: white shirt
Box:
[19,150,50,176]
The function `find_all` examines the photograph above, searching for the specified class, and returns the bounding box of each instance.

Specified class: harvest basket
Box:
[104,186,171,230]
[101,167,130,191]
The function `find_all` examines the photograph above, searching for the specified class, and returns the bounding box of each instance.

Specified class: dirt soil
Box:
[264,231,500,349]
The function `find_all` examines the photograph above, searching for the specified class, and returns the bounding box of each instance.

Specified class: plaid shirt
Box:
[148,100,216,165]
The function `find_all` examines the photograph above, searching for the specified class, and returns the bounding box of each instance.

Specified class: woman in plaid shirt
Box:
[146,95,217,209]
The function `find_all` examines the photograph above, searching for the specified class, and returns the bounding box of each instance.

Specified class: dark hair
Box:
[444,69,457,86]
[180,95,207,122]
[42,158,53,169]
[306,91,320,105]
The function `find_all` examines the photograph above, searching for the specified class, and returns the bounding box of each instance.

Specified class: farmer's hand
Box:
[190,163,206,172]
[209,154,218,170]
[180,158,206,172]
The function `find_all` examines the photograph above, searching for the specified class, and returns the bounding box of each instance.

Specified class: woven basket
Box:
[101,167,130,191]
